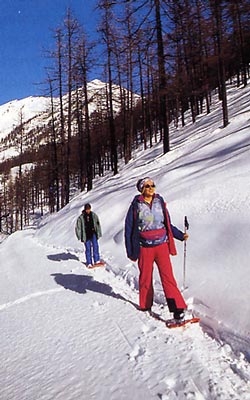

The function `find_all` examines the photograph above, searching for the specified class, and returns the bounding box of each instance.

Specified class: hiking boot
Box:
[173,309,185,323]
[94,260,104,265]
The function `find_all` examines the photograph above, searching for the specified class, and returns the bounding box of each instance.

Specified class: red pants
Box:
[138,242,187,311]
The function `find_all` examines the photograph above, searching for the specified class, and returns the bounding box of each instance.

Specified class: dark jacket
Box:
[124,194,184,261]
[75,211,102,243]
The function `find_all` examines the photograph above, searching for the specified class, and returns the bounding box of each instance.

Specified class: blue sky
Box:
[0,0,99,105]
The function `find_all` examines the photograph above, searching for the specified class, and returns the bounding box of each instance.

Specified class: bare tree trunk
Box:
[212,0,229,127]
[99,0,118,175]
[154,0,169,154]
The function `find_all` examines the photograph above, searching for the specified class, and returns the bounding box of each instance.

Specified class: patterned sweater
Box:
[125,193,184,261]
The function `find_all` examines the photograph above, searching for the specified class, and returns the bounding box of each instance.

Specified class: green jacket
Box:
[75,211,102,243]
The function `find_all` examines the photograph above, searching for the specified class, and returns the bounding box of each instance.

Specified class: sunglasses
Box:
[144,184,156,189]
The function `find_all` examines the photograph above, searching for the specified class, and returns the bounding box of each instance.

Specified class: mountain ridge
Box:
[0,79,140,162]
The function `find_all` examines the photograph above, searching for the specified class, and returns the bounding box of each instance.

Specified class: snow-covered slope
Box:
[0,81,250,399]
[0,96,50,138]
[35,82,250,351]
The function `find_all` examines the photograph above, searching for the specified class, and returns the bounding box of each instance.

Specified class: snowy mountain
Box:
[0,81,250,399]
[0,79,139,162]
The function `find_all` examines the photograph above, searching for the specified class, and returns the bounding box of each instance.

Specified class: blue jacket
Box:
[124,194,184,261]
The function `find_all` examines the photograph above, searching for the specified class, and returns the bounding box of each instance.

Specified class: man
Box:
[75,203,102,268]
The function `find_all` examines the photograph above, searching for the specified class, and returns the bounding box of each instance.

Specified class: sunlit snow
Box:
[0,81,250,399]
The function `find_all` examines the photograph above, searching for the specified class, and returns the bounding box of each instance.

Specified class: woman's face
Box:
[142,180,156,196]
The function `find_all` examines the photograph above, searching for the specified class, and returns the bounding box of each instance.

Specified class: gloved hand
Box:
[183,233,189,241]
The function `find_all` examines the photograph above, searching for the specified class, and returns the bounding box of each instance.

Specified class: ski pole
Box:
[183,216,189,289]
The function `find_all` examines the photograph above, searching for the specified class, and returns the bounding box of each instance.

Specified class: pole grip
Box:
[184,216,189,231]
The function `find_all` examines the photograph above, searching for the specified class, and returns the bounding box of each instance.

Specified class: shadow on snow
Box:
[47,253,79,262]
[51,272,138,310]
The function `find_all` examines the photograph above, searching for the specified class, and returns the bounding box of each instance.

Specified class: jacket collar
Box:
[137,193,157,202]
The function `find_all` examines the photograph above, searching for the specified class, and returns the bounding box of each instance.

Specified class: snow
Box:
[0,96,50,138]
[0,81,250,399]
[0,79,139,162]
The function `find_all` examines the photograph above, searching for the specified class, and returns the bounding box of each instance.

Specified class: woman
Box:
[125,177,188,322]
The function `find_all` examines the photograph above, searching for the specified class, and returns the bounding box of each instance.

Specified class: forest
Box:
[0,0,250,234]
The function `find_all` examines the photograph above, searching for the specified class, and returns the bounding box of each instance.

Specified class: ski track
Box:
[0,288,64,312]
[1,234,250,400]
